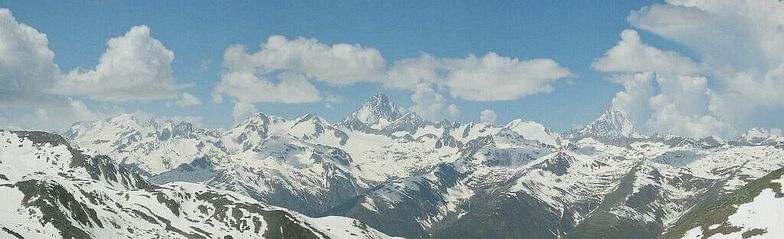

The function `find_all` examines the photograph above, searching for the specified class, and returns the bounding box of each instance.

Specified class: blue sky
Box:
[2,0,782,137]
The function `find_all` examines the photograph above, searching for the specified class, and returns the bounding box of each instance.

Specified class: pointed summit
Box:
[341,93,405,131]
[225,112,282,141]
[575,109,639,141]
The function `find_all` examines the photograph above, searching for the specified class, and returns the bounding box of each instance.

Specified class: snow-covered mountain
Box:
[738,128,784,146]
[341,93,406,132]
[0,130,393,239]
[65,114,227,176]
[53,93,784,238]
[572,109,640,143]
[327,133,784,238]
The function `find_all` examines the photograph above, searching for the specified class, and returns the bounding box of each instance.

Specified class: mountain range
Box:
[4,93,784,238]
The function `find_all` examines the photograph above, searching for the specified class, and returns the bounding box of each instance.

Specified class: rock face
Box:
[0,130,392,239]
[55,94,784,239]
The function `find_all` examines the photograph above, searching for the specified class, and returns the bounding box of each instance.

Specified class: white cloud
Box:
[223,35,386,86]
[215,71,320,103]
[385,52,572,101]
[385,54,446,90]
[479,109,497,124]
[609,73,655,125]
[592,29,699,75]
[447,53,572,101]
[215,35,572,120]
[9,98,106,131]
[57,25,181,101]
[409,84,460,121]
[0,8,60,106]
[0,9,105,131]
[610,0,784,136]
[629,0,784,71]
[448,105,460,120]
[232,102,258,123]
[174,92,202,107]
[595,30,731,137]
[646,75,730,137]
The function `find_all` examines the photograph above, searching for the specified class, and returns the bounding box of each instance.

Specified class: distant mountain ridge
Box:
[56,93,784,238]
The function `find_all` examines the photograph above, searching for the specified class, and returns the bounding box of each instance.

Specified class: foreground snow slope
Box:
[663,167,784,239]
[0,130,393,239]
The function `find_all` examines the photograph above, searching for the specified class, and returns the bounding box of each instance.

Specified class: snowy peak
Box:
[739,128,783,145]
[575,109,639,141]
[342,93,405,131]
[380,112,427,134]
[223,112,282,152]
[65,113,215,144]
[503,119,559,145]
[65,114,225,175]
[65,114,148,140]
[228,112,274,137]
[290,113,350,145]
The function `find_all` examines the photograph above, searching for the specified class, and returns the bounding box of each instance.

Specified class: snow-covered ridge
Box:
[0,130,394,239]
[51,93,784,238]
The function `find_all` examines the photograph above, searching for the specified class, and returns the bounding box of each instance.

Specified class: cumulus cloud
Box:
[385,52,572,101]
[646,75,730,137]
[213,38,375,104]
[223,35,386,86]
[214,70,321,103]
[409,84,460,121]
[447,53,572,101]
[385,54,446,90]
[173,92,202,107]
[593,29,712,136]
[595,30,731,137]
[6,98,106,131]
[629,0,784,71]
[57,25,181,101]
[608,73,655,125]
[215,34,572,122]
[479,109,497,124]
[592,30,699,75]
[0,8,105,131]
[232,102,258,123]
[0,8,60,106]
[600,0,784,136]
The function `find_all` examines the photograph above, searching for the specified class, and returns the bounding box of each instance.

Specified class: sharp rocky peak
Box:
[342,93,405,130]
[576,109,639,141]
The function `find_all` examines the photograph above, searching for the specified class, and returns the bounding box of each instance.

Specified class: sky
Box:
[1,0,783,138]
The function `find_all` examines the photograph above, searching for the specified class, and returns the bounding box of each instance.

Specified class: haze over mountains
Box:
[3,93,782,238]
